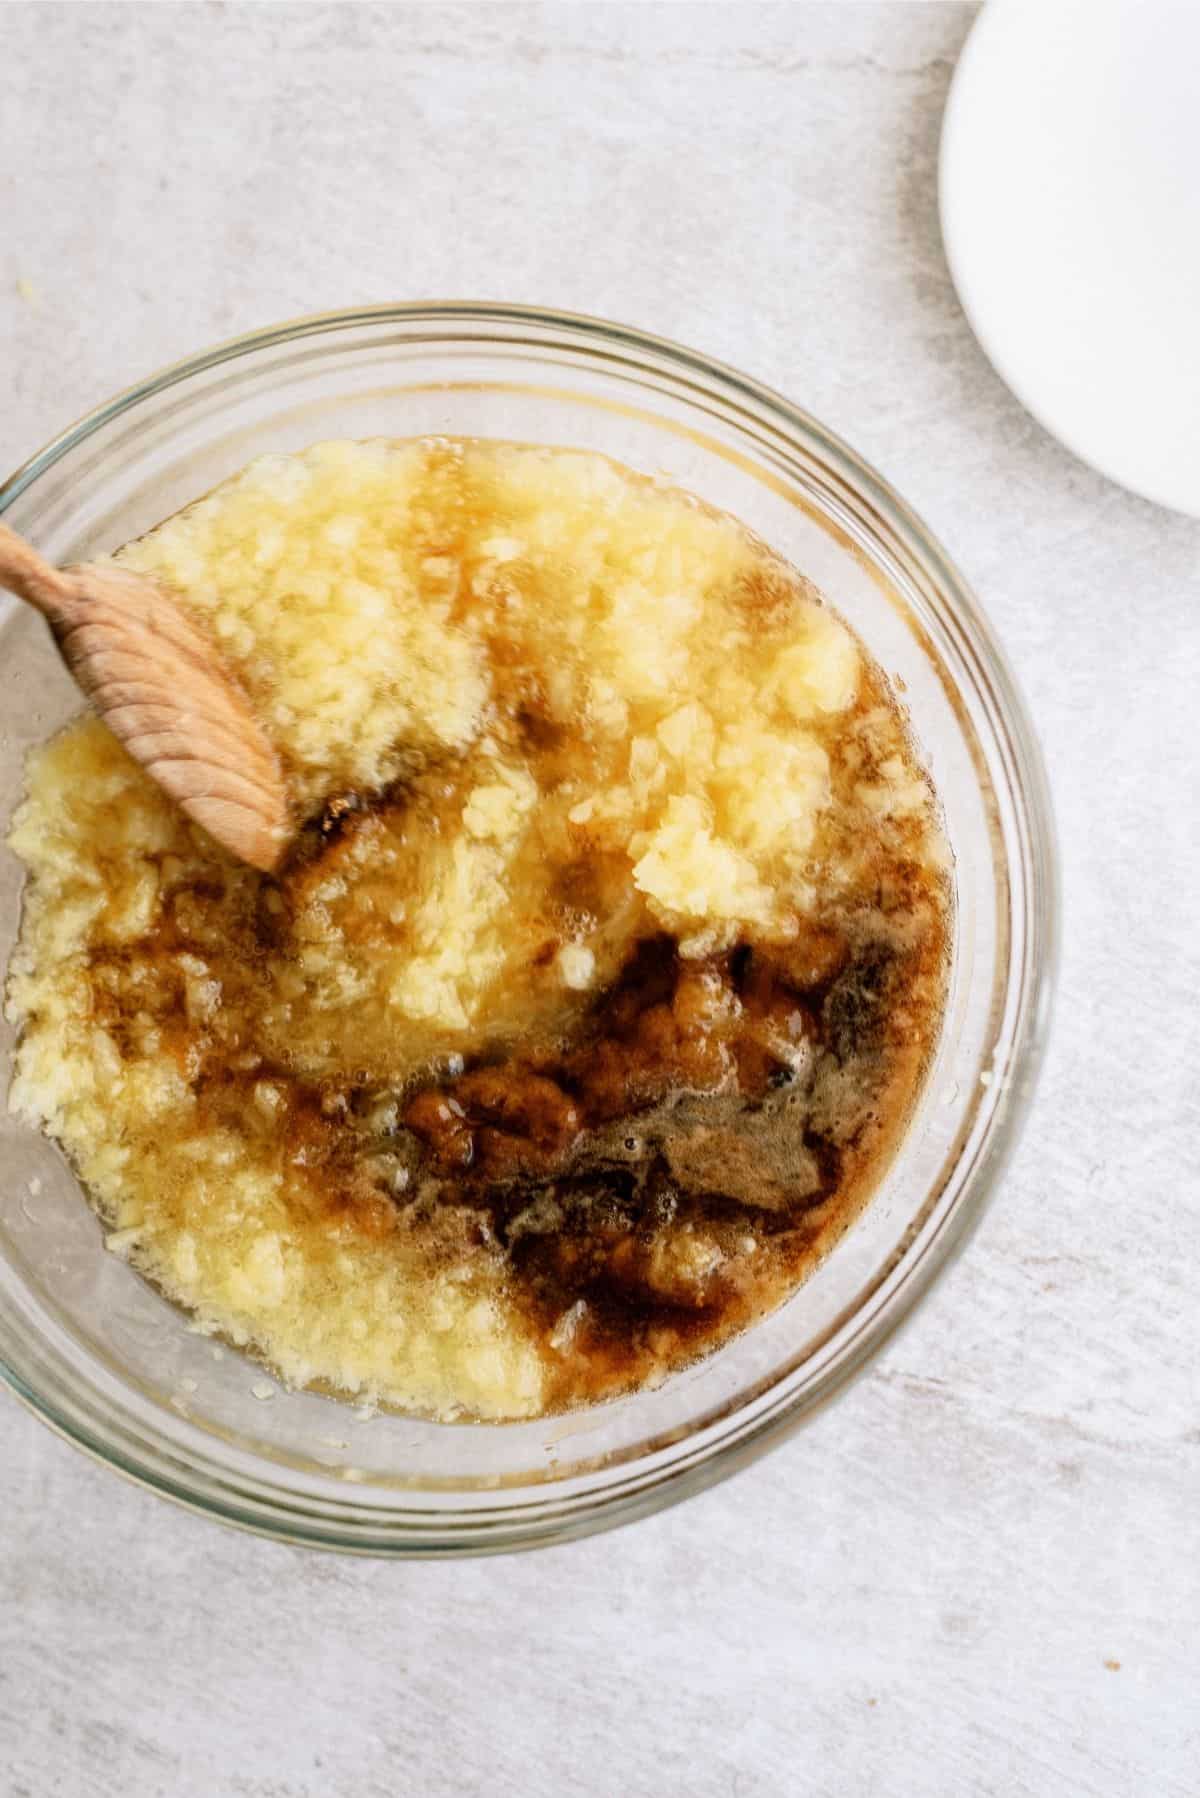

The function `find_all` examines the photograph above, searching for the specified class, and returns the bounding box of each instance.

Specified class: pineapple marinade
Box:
[6,440,949,1419]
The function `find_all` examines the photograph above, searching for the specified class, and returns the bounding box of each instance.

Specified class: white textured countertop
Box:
[2,5,1197,1793]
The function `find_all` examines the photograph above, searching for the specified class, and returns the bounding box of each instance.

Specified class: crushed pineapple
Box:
[5,439,946,1422]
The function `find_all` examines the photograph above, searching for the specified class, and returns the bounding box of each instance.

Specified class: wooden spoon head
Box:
[58,563,290,873]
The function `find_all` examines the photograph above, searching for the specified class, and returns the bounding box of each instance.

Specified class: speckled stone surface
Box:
[2,5,1197,1794]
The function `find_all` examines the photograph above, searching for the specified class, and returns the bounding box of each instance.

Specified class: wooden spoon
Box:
[0,521,288,872]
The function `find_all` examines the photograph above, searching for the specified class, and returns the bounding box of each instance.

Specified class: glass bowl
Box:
[0,304,1055,1555]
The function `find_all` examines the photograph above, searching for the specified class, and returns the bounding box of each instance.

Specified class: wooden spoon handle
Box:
[0,521,82,623]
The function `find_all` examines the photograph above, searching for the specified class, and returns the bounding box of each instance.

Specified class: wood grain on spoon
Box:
[0,522,289,872]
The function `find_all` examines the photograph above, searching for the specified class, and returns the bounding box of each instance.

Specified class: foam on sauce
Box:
[5,440,949,1420]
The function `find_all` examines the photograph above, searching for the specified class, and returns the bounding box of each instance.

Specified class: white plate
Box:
[939,0,1200,516]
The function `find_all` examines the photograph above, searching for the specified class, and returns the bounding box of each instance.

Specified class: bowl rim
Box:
[0,301,1058,1554]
